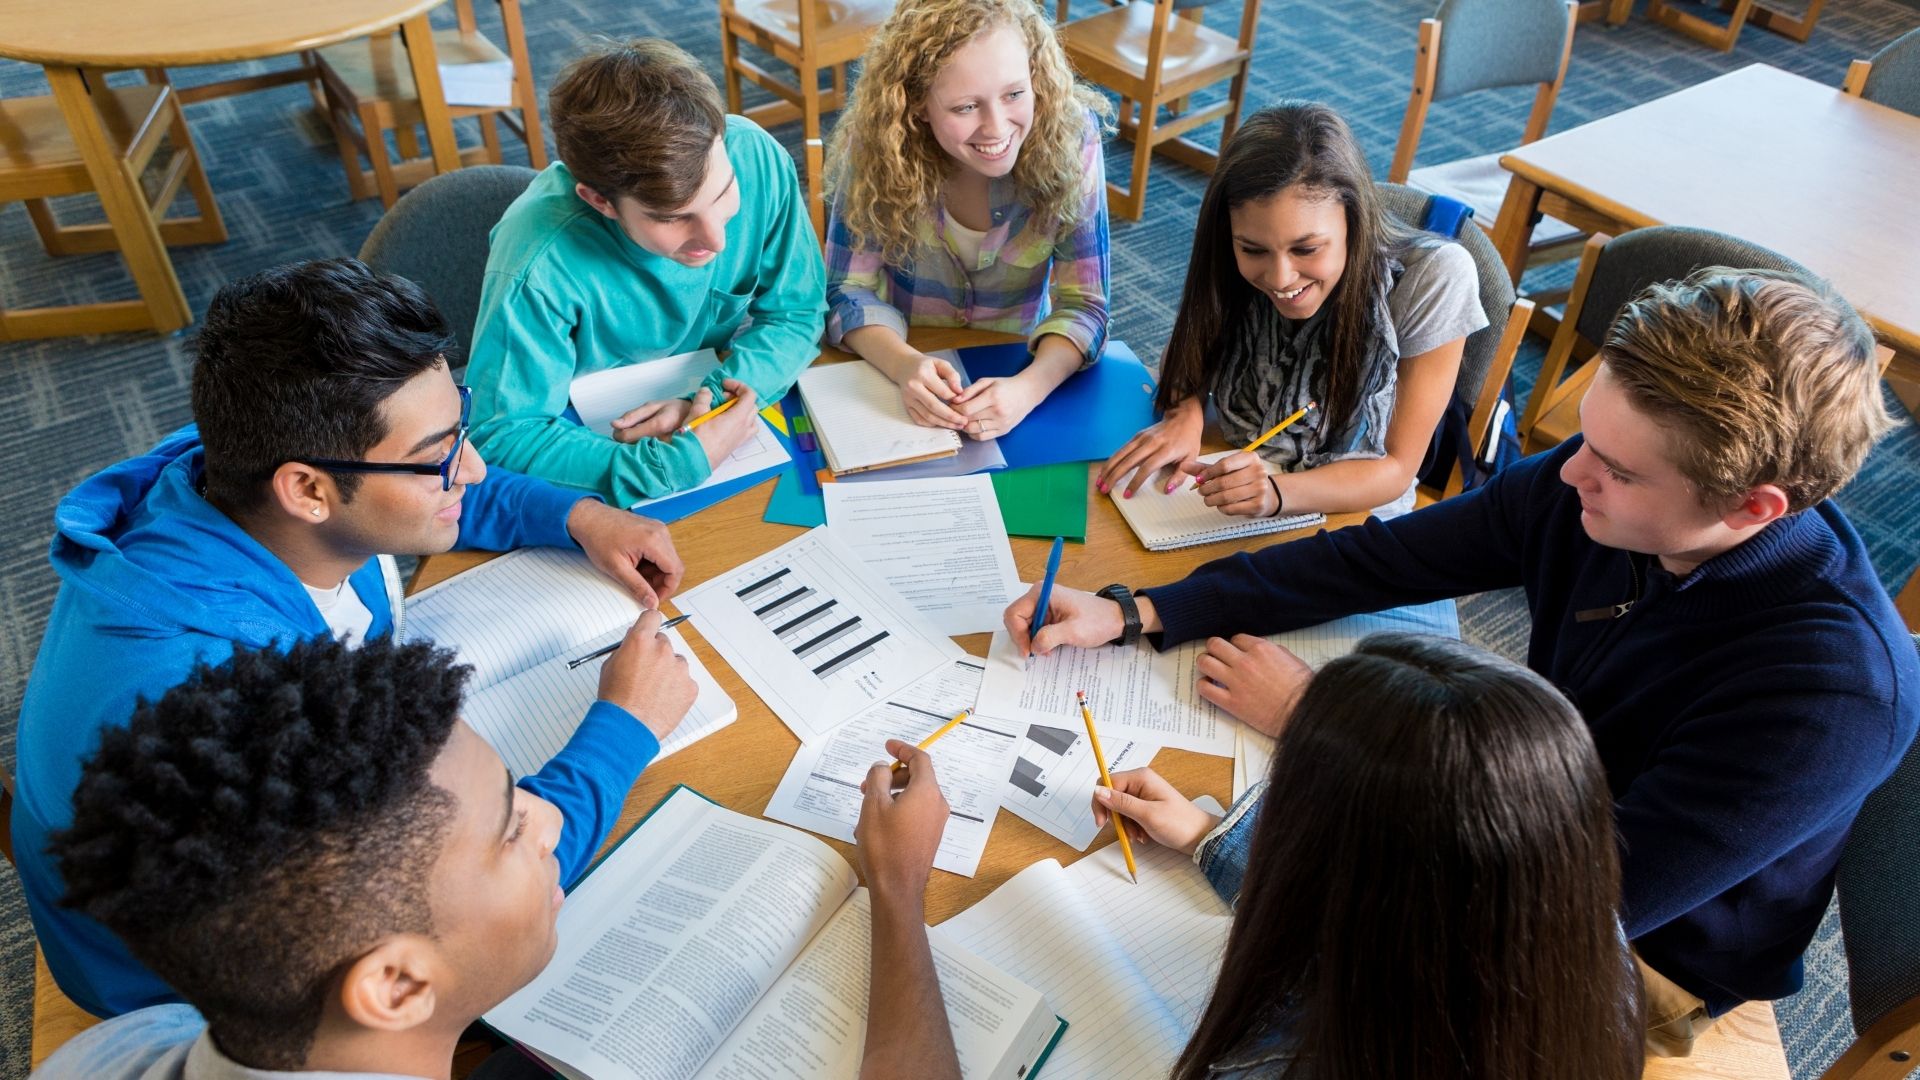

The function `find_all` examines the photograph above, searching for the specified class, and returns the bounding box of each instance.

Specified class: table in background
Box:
[0,0,458,333]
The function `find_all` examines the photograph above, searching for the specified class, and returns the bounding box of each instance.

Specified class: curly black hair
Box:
[51,636,470,1069]
[191,257,457,512]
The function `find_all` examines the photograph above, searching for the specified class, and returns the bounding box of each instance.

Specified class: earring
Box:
[311,507,323,517]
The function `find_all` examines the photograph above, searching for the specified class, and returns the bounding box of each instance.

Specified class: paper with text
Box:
[979,631,1238,757]
[676,528,965,741]
[798,360,961,474]
[1004,722,1161,850]
[822,475,1020,636]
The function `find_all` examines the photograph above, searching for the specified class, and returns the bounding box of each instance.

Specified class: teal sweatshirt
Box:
[467,115,826,506]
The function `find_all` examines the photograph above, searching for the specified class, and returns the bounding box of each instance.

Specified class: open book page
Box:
[764,660,1020,877]
[462,625,735,777]
[978,631,1238,758]
[402,548,641,691]
[798,361,961,474]
[822,475,1021,636]
[695,889,1056,1080]
[938,799,1232,1079]
[1004,723,1161,850]
[1109,451,1322,550]
[486,789,859,1080]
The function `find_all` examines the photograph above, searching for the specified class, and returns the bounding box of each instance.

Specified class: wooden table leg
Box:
[43,65,191,333]
[399,12,461,174]
[1489,171,1543,285]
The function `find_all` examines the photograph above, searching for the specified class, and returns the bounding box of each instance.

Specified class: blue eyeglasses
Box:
[296,384,472,492]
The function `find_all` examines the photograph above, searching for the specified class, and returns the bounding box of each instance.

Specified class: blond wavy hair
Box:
[826,0,1110,265]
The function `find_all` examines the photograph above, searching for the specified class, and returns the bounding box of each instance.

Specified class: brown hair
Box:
[1601,268,1893,513]
[1157,102,1413,440]
[824,0,1109,265]
[1172,634,1643,1080]
[549,37,726,209]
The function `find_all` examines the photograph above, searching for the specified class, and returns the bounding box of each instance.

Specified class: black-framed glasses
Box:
[296,384,472,492]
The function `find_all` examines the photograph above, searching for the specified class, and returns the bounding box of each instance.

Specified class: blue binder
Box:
[956,339,1158,470]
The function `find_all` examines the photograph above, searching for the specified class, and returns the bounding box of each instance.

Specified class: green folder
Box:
[992,461,1090,541]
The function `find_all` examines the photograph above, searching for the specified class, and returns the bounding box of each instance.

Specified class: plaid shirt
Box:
[825,113,1110,364]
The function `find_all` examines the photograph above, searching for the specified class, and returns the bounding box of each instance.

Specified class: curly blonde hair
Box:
[826,0,1110,265]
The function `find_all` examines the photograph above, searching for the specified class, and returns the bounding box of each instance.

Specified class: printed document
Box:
[822,475,1021,636]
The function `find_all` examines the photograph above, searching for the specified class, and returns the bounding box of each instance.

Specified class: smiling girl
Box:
[1099,103,1486,518]
[823,0,1111,441]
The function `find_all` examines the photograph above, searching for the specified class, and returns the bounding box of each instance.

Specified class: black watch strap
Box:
[1097,583,1142,647]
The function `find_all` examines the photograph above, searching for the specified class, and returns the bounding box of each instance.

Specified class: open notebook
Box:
[797,360,962,475]
[402,548,736,775]
[486,787,1066,1080]
[1111,451,1323,551]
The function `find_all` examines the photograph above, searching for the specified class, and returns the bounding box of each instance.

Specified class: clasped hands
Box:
[893,354,1043,442]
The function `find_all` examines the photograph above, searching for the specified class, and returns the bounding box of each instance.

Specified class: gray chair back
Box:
[1376,182,1517,419]
[1862,27,1920,118]
[1571,226,1812,349]
[357,164,539,368]
[1834,634,1920,1038]
[1430,0,1572,100]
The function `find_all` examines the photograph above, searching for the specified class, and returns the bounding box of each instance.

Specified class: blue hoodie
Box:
[14,427,660,1017]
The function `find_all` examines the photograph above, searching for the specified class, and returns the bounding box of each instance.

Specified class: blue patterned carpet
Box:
[2,0,1916,1075]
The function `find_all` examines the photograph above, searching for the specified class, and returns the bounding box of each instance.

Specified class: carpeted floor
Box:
[2,0,1916,1075]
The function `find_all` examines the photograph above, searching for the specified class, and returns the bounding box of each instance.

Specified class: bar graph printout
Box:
[677,527,966,740]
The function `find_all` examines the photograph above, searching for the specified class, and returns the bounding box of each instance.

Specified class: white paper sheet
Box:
[822,475,1021,636]
[764,660,1021,877]
[798,360,961,474]
[676,527,966,741]
[1004,721,1160,850]
[979,632,1239,757]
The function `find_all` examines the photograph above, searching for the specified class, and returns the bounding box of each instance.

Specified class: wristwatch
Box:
[1097,583,1142,647]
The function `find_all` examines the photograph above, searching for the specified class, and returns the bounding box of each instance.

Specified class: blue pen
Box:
[1030,536,1065,661]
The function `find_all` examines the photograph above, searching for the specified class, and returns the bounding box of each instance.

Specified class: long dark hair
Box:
[1157,102,1410,441]
[1171,634,1643,1080]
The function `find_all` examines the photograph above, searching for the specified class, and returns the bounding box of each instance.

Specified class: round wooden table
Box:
[0,0,457,334]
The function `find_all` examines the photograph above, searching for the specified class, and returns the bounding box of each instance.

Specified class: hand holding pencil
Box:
[1186,401,1317,518]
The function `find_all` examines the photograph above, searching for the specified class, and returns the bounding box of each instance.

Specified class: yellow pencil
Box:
[891,710,970,772]
[1078,690,1139,885]
[683,396,739,432]
[1191,400,1317,489]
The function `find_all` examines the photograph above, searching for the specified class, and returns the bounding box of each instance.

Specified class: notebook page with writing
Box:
[1111,451,1323,551]
[798,361,961,474]
[403,548,643,691]
[462,625,736,778]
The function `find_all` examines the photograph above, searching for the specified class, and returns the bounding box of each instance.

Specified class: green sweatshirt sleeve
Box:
[467,273,713,507]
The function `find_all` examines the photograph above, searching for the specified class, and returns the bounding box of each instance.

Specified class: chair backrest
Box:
[357,164,538,366]
[1861,27,1920,118]
[1376,182,1517,414]
[1834,635,1920,1038]
[1570,226,1813,348]
[1430,0,1573,100]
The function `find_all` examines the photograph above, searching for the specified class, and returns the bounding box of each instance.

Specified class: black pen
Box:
[566,613,692,669]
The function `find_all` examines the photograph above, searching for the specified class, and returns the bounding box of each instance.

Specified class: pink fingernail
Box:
[1124,490,1134,499]
[1166,481,1178,494]
[1097,481,1109,493]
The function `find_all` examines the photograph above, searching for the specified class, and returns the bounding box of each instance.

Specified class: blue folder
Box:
[956,339,1158,470]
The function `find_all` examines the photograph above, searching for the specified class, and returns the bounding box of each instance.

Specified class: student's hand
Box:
[855,740,950,907]
[1185,451,1278,518]
[691,379,759,469]
[1098,400,1204,498]
[567,499,686,605]
[1004,582,1120,659]
[597,610,697,741]
[952,374,1044,441]
[1091,768,1221,857]
[610,391,703,445]
[1196,635,1311,737]
[893,355,969,430]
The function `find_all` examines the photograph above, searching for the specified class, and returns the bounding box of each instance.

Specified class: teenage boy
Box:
[33,637,962,1080]
[1009,269,1920,1052]
[467,38,827,507]
[15,259,691,1019]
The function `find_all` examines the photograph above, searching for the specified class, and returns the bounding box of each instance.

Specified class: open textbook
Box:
[402,548,736,775]
[485,787,1065,1080]
[798,360,962,475]
[940,798,1232,1079]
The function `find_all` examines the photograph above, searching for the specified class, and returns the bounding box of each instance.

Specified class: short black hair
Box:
[191,258,456,511]
[52,637,470,1069]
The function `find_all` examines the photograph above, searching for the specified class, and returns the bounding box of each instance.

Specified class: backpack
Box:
[1413,194,1524,494]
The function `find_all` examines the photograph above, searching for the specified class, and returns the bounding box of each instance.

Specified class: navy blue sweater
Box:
[1140,439,1919,1014]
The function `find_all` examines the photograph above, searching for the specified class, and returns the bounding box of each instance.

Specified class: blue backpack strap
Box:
[1418,193,1475,240]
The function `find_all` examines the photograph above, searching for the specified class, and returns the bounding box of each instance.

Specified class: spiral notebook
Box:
[797,360,962,475]
[1110,451,1324,551]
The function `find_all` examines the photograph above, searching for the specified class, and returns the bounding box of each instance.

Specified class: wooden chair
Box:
[1842,27,1920,119]
[1641,1000,1792,1079]
[717,0,894,238]
[1644,0,1828,52]
[312,0,546,209]
[1056,0,1260,221]
[1516,226,1813,455]
[0,71,226,340]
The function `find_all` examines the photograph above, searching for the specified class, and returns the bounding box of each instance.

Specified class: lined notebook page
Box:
[569,349,720,436]
[462,625,735,777]
[403,548,642,691]
[797,361,961,474]
[1111,451,1323,551]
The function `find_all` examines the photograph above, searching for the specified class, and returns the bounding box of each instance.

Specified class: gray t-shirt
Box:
[33,1004,417,1080]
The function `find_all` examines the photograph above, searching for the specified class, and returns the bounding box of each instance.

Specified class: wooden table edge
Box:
[0,0,447,67]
